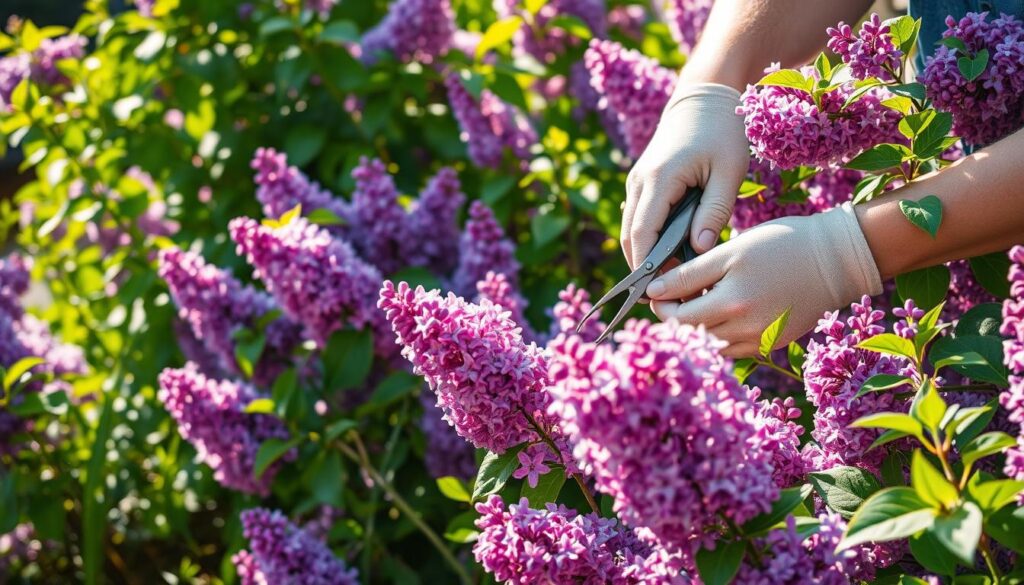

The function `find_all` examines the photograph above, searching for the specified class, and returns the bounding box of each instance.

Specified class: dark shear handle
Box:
[660,186,703,265]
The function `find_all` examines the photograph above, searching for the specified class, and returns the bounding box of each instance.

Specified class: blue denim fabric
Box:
[910,0,1024,66]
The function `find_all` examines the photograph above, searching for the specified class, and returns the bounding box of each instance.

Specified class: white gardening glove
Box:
[646,203,884,358]
[622,83,750,269]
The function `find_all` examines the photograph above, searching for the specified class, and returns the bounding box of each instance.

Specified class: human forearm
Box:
[856,128,1024,279]
[678,0,874,90]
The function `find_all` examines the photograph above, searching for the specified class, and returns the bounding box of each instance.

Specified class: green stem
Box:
[756,358,803,383]
[359,402,408,580]
[521,409,600,514]
[980,536,1002,583]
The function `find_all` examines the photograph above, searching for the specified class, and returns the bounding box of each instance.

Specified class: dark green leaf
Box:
[856,374,912,398]
[881,450,907,487]
[0,473,16,534]
[847,144,911,171]
[955,303,1004,338]
[961,432,1016,469]
[696,540,746,585]
[259,16,295,37]
[911,530,959,576]
[968,253,1011,298]
[896,265,952,312]
[368,371,420,407]
[444,511,479,543]
[914,113,954,159]
[839,487,935,550]
[957,48,989,82]
[941,37,968,53]
[531,206,571,248]
[319,20,360,44]
[324,419,358,442]
[521,467,566,507]
[254,437,300,479]
[986,505,1024,553]
[930,335,1008,386]
[323,329,374,391]
[890,82,927,101]
[932,502,983,565]
[271,368,298,418]
[898,195,943,238]
[953,402,996,448]
[285,125,328,167]
[809,466,882,518]
[310,451,343,506]
[743,485,813,535]
[473,444,527,501]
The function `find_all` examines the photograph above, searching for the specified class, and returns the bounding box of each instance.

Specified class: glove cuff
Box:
[666,82,741,113]
[817,202,884,304]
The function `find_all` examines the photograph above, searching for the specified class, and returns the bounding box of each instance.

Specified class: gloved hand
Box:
[621,82,750,269]
[646,203,884,357]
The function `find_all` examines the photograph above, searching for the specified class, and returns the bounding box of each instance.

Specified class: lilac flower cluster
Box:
[0,54,29,112]
[157,364,295,495]
[475,271,535,341]
[547,319,777,556]
[344,157,410,275]
[945,258,997,320]
[548,283,603,342]
[584,39,677,158]
[920,12,1024,146]
[749,389,807,488]
[235,508,359,585]
[1000,246,1024,482]
[444,73,538,169]
[738,64,901,169]
[403,167,465,274]
[732,160,861,231]
[378,281,554,454]
[662,0,713,54]
[251,147,347,221]
[0,524,44,578]
[826,13,903,82]
[360,0,455,65]
[473,496,687,584]
[133,0,154,16]
[495,0,608,64]
[451,201,520,297]
[418,388,477,479]
[229,216,382,347]
[802,296,919,472]
[608,5,647,41]
[0,33,85,111]
[158,247,302,384]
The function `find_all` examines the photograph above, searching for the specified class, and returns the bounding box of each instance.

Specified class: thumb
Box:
[690,169,743,254]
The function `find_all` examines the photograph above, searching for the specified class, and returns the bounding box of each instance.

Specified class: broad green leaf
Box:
[324,419,358,443]
[521,467,566,507]
[323,328,374,391]
[285,124,327,167]
[367,371,420,408]
[968,479,1024,514]
[953,403,996,447]
[913,380,947,431]
[3,356,44,392]
[839,487,935,550]
[899,110,937,139]
[913,113,954,159]
[548,15,593,40]
[899,195,943,238]
[933,352,988,372]
[254,437,300,479]
[847,144,911,172]
[930,335,1008,386]
[896,265,952,312]
[809,466,882,518]
[888,15,921,53]
[968,253,1012,298]
[911,530,959,576]
[941,37,969,53]
[955,303,1003,338]
[531,205,571,248]
[957,48,989,82]
[743,485,813,535]
[856,374,911,398]
[961,432,1016,469]
[259,16,295,38]
[243,398,275,414]
[759,307,791,357]
[307,207,346,226]
[869,428,911,451]
[738,180,767,199]
[437,477,473,503]
[852,173,893,204]
[814,53,833,82]
[476,17,523,60]
[884,96,915,116]
[0,473,16,534]
[911,450,958,509]
[444,511,480,543]
[881,450,907,487]
[890,82,927,101]
[473,444,527,501]
[696,540,746,585]
[308,451,343,506]
[757,69,813,93]
[986,504,1024,554]
[733,358,757,384]
[319,20,360,44]
[856,333,917,360]
[852,412,924,442]
[787,341,806,373]
[932,502,983,565]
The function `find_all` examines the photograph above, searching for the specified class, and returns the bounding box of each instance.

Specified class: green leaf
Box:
[968,479,1024,514]
[476,16,523,60]
[309,451,343,506]
[847,144,911,172]
[253,437,300,479]
[914,113,954,159]
[899,195,943,238]
[932,502,983,566]
[899,110,937,139]
[0,472,16,534]
[2,356,44,392]
[851,412,924,442]
[521,467,566,507]
[548,15,593,40]
[809,466,882,518]
[930,335,1008,386]
[531,205,571,248]
[881,450,907,487]
[306,207,346,226]
[952,403,996,447]
[911,530,959,576]
[957,48,989,82]
[323,329,374,391]
[986,505,1024,554]
[733,358,757,384]
[389,267,442,291]
[696,540,746,585]
[852,173,893,204]
[884,95,915,116]
[933,352,988,372]
[437,477,473,503]
[285,125,328,167]
[896,265,952,312]
[324,419,358,443]
[444,511,479,543]
[942,37,969,53]
[234,331,265,379]
[473,444,527,501]
[319,20,360,44]
[814,53,834,82]
[961,432,1016,469]
[243,398,275,415]
[888,15,921,53]
[787,342,806,373]
[890,82,927,101]
[856,374,912,398]
[759,307,791,357]
[857,333,918,361]
[368,371,420,408]
[757,69,813,93]
[738,180,767,199]
[870,428,912,450]
[968,253,1012,299]
[911,450,958,509]
[259,16,295,37]
[913,379,948,431]
[839,487,935,550]
[743,485,813,535]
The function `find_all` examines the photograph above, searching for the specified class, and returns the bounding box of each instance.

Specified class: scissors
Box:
[577,186,703,344]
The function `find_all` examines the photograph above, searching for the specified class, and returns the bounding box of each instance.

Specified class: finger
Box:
[690,168,744,254]
[629,179,677,270]
[645,249,726,300]
[650,300,680,321]
[620,174,642,269]
[721,342,759,359]
[668,293,729,329]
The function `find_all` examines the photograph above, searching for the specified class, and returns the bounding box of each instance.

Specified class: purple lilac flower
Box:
[306,0,339,18]
[1000,246,1024,482]
[750,388,807,488]
[475,271,535,342]
[134,0,155,16]
[495,0,608,64]
[418,388,477,480]
[444,73,538,169]
[0,253,30,317]
[584,39,677,158]
[360,0,455,65]
[920,12,1024,146]
[802,296,919,473]
[0,54,29,111]
[826,13,903,82]
[157,364,295,495]
[344,157,410,275]
[733,163,862,231]
[251,147,347,221]
[945,258,998,320]
[451,201,519,297]
[0,524,44,579]
[236,508,359,585]
[548,283,604,342]
[229,216,382,347]
[30,34,87,86]
[608,5,648,41]
[738,64,902,170]
[661,0,712,54]
[547,319,777,556]
[402,167,465,274]
[473,495,687,584]
[378,281,557,454]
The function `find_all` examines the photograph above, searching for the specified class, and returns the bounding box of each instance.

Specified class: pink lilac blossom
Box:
[418,388,477,480]
[378,281,557,454]
[473,495,688,584]
[30,34,87,86]
[494,0,608,64]
[0,54,29,111]
[475,271,535,342]
[157,364,295,495]
[920,12,1024,146]
[944,258,997,320]
[134,0,155,16]
[229,216,382,347]
[738,64,902,170]
[608,5,648,41]
[547,319,777,556]
[0,253,30,317]
[749,388,807,488]
[251,147,347,221]
[444,73,538,169]
[451,201,519,297]
[661,0,713,54]
[801,296,919,472]
[360,0,455,65]
[1000,246,1024,482]
[826,13,903,82]
[402,167,465,274]
[0,524,44,579]
[306,0,339,18]
[236,508,359,585]
[548,283,604,342]
[584,39,677,158]
[344,157,410,275]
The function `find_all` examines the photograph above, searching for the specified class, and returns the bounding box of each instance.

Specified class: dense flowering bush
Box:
[1,3,1023,584]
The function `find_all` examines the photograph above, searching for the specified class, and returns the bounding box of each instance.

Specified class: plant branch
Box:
[756,358,803,383]
[521,409,600,514]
